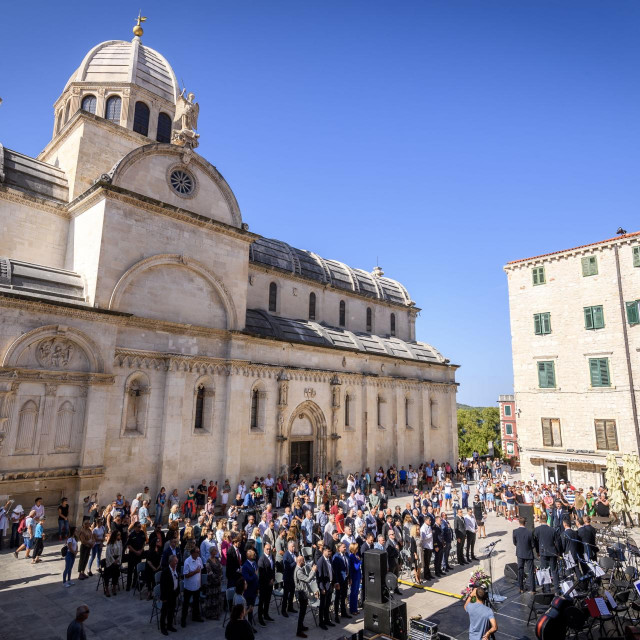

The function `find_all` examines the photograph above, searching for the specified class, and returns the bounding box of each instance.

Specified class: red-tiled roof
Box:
[506,230,640,265]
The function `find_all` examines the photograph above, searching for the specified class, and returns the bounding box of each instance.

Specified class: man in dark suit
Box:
[432,516,445,578]
[161,536,181,569]
[561,518,583,577]
[550,500,568,531]
[257,542,276,625]
[577,516,598,561]
[282,540,297,617]
[512,517,535,593]
[331,542,351,623]
[454,511,467,566]
[533,519,560,593]
[385,530,402,593]
[316,545,334,631]
[160,555,180,635]
[225,534,243,588]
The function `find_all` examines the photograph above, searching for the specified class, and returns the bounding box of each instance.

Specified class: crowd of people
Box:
[0,454,618,640]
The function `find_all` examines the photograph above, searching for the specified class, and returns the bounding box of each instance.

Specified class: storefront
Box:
[523,448,616,488]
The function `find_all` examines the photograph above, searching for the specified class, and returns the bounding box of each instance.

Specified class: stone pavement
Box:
[0,491,537,640]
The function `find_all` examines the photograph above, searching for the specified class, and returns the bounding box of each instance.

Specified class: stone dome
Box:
[65,38,179,104]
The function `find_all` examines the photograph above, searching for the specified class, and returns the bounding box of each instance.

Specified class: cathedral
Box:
[0,22,458,519]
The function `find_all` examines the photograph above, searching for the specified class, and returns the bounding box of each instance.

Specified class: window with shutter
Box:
[532,266,546,286]
[584,305,604,330]
[589,358,611,387]
[634,246,640,268]
[339,300,346,327]
[538,361,556,388]
[581,256,598,277]
[541,417,561,446]
[534,314,541,335]
[268,282,277,312]
[626,301,640,326]
[534,312,551,335]
[595,419,618,450]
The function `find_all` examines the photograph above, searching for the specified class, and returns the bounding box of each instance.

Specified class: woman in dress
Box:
[275,478,284,508]
[145,534,163,598]
[443,478,453,512]
[251,527,263,558]
[348,542,362,614]
[182,519,196,555]
[205,552,223,619]
[220,530,232,567]
[104,529,122,597]
[409,524,422,584]
[216,519,227,547]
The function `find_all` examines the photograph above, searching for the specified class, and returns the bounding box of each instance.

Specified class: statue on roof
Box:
[172,88,200,149]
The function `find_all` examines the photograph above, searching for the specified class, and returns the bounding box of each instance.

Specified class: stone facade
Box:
[505,232,640,487]
[0,32,458,523]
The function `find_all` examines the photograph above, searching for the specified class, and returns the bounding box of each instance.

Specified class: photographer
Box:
[464,586,497,640]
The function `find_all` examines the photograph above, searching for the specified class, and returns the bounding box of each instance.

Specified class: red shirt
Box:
[208,485,218,500]
[336,512,345,534]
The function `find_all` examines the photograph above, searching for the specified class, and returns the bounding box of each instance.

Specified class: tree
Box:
[457,407,502,459]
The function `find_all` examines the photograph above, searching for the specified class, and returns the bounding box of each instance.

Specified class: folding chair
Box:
[599,557,616,591]
[199,573,208,605]
[222,587,235,627]
[96,559,107,592]
[272,571,284,614]
[526,592,554,626]
[154,570,162,586]
[132,561,147,599]
[611,566,636,593]
[150,584,162,628]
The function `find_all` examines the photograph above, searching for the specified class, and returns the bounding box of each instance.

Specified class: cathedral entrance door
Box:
[290,440,313,476]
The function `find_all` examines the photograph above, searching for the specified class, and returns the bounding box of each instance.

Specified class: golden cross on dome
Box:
[133,10,147,37]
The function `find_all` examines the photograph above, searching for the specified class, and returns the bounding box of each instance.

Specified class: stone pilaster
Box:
[37,384,58,455]
[158,363,187,492]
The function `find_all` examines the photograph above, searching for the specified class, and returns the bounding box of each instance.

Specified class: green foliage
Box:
[457,407,502,459]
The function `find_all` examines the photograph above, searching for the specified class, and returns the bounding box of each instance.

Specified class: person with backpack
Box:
[13,509,35,559]
[62,526,78,587]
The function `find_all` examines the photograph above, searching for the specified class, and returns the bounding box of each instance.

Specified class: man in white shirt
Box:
[181,547,204,627]
[237,481,247,500]
[340,526,355,547]
[420,520,434,580]
[32,498,45,520]
[464,509,478,562]
[200,530,217,564]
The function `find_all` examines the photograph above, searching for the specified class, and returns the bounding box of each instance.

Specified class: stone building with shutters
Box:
[504,231,640,488]
[0,25,459,522]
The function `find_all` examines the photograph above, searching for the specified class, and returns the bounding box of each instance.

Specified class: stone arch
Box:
[2,324,104,373]
[108,254,238,330]
[286,400,328,477]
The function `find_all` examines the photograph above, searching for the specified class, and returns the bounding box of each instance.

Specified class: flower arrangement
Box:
[460,568,492,597]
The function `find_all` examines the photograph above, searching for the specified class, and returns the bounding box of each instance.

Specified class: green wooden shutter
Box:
[584,307,594,329]
[605,420,618,450]
[634,246,640,267]
[538,361,555,388]
[582,257,590,276]
[627,301,640,326]
[542,313,551,334]
[551,419,562,446]
[599,358,610,386]
[589,358,600,386]
[594,419,607,449]
[582,256,598,276]
[542,418,553,446]
[593,306,604,329]
[534,314,542,335]
[590,358,610,387]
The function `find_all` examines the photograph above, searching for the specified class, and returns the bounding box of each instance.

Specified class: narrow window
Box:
[405,397,410,427]
[534,312,551,335]
[537,361,556,388]
[532,266,546,286]
[156,112,172,143]
[366,307,372,333]
[81,95,97,114]
[268,282,277,312]
[584,306,605,330]
[65,101,71,122]
[542,417,562,447]
[634,246,640,268]
[194,385,205,430]
[581,255,598,277]
[626,301,640,326]
[595,419,618,451]
[56,111,63,133]
[105,96,121,123]
[377,396,382,427]
[505,424,513,435]
[309,292,316,321]
[504,405,512,417]
[250,389,259,429]
[133,101,150,136]
[390,313,396,336]
[589,358,611,387]
[339,300,346,327]
[344,394,350,427]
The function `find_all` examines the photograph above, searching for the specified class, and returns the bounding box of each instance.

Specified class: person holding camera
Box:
[464,586,498,640]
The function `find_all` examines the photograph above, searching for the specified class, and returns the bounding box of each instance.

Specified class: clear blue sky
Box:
[2,1,639,406]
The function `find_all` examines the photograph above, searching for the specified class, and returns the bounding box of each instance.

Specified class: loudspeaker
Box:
[364,599,407,640]
[519,504,535,532]
[364,549,388,604]
[504,562,519,583]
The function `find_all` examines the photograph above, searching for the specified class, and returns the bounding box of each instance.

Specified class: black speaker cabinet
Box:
[364,549,388,604]
[364,599,407,640]
[519,504,535,532]
[504,562,519,582]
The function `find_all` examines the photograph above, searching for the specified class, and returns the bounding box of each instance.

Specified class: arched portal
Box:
[286,401,328,478]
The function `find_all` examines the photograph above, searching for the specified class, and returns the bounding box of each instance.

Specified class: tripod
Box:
[484,541,506,604]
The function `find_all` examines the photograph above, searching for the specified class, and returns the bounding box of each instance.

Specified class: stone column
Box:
[0,383,18,455]
[329,376,341,476]
[158,362,187,492]
[37,384,58,456]
[448,386,459,461]
[421,384,431,462]
[221,368,246,488]
[394,385,403,466]
[276,371,289,476]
